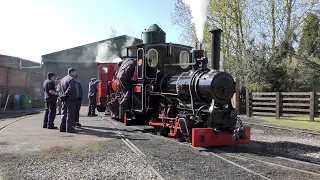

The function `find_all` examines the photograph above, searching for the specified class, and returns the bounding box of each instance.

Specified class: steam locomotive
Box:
[96,24,250,147]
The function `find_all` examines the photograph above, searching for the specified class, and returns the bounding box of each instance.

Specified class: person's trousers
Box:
[88,96,97,115]
[118,76,132,111]
[75,99,82,123]
[60,100,76,131]
[43,98,57,127]
[57,98,62,114]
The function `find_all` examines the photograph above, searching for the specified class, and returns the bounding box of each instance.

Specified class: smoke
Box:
[95,40,119,63]
[95,36,136,63]
[121,36,135,57]
[183,0,210,43]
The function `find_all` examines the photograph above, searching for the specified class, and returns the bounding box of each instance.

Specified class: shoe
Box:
[75,123,81,127]
[48,126,58,129]
[43,126,47,128]
[59,129,66,132]
[67,129,77,133]
[92,114,98,116]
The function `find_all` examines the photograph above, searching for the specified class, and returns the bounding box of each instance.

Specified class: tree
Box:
[171,0,197,45]
[298,13,320,57]
[109,27,117,38]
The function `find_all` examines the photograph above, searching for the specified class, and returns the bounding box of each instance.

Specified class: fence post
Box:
[246,89,251,117]
[310,92,315,122]
[276,92,281,119]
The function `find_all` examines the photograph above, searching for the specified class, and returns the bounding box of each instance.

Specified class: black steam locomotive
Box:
[102,24,250,147]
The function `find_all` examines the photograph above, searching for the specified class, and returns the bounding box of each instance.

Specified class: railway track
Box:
[244,121,320,136]
[100,114,320,180]
[0,115,34,131]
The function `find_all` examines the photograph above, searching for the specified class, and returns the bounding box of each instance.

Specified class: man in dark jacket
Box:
[88,78,100,116]
[74,74,83,126]
[43,72,59,129]
[116,58,137,114]
[59,68,77,133]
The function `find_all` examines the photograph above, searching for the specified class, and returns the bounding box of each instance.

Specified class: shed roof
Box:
[42,35,142,58]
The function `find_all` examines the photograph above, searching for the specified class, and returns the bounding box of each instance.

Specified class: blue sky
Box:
[0,0,182,63]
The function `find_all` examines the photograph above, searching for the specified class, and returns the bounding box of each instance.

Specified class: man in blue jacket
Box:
[59,68,77,133]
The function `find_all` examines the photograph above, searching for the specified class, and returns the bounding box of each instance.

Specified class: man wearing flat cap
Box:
[88,77,101,116]
[116,58,137,117]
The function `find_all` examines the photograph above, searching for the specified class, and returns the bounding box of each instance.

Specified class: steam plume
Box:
[183,0,210,43]
[95,36,136,63]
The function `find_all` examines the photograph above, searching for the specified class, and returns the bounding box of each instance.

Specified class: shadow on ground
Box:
[205,140,320,165]
[75,125,149,141]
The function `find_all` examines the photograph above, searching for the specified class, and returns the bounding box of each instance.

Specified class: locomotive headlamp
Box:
[102,67,108,73]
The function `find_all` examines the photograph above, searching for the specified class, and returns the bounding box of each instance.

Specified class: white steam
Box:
[95,36,136,63]
[121,36,135,57]
[183,0,210,43]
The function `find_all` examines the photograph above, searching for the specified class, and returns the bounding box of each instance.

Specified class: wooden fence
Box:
[246,90,319,122]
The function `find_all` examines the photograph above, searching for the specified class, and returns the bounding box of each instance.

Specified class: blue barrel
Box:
[13,94,21,110]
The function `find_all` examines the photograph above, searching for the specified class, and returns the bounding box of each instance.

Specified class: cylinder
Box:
[209,29,222,71]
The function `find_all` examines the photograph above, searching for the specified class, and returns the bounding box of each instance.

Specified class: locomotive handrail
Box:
[145,43,192,50]
[163,63,196,66]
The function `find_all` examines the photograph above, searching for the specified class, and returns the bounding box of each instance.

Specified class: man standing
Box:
[60,68,77,133]
[43,72,59,129]
[116,58,137,115]
[88,78,100,116]
[55,77,62,115]
[74,74,83,126]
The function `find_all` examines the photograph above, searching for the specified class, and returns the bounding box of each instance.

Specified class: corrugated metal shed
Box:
[42,35,142,63]
[41,35,142,105]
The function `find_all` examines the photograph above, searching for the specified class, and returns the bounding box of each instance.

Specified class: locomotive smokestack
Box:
[209,29,222,70]
[199,43,203,50]
[194,42,198,49]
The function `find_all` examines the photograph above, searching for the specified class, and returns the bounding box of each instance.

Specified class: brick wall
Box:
[0,65,43,109]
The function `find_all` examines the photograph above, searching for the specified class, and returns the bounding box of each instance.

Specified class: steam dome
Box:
[142,24,166,44]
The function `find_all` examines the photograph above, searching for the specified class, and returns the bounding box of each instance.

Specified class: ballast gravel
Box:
[0,140,158,180]
[241,117,320,164]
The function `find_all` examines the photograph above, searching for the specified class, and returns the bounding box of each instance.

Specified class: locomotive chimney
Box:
[209,29,222,70]
[199,43,203,50]
[194,42,198,50]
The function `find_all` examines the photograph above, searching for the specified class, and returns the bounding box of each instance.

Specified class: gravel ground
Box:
[0,140,158,180]
[239,117,320,164]
[105,118,320,180]
[1,112,319,180]
[106,120,263,180]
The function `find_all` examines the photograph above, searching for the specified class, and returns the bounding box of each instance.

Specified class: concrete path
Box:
[0,106,159,179]
[0,107,114,153]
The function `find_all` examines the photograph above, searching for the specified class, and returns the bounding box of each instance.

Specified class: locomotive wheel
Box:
[176,131,186,142]
[158,127,169,137]
[153,127,160,135]
[97,105,106,112]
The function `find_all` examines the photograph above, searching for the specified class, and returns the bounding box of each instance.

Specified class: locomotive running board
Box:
[192,127,251,147]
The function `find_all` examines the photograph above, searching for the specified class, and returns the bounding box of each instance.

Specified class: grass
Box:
[253,116,320,132]
[39,142,106,160]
